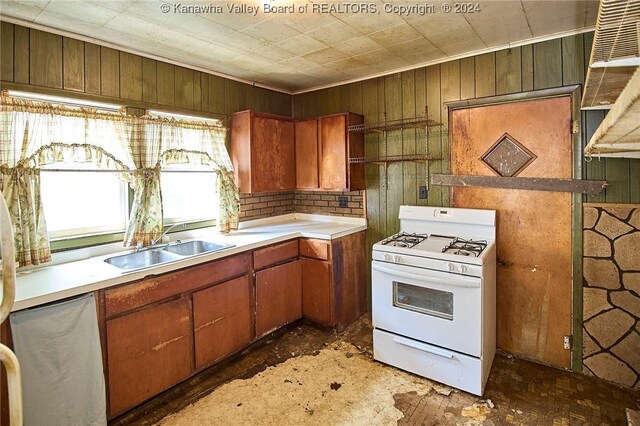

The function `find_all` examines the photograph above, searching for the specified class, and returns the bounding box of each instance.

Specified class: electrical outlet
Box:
[563,335,572,350]
[419,186,428,199]
[338,196,348,208]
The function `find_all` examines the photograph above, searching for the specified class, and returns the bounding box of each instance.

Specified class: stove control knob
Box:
[394,255,402,263]
[447,262,455,272]
[461,265,468,274]
[384,253,392,261]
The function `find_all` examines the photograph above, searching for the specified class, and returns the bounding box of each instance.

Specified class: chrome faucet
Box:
[151,223,187,246]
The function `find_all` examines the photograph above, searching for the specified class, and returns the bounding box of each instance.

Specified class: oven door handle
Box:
[392,336,455,359]
[372,263,480,288]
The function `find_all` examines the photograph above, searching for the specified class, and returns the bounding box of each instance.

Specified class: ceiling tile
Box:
[251,44,295,62]
[40,1,120,27]
[278,8,336,33]
[276,33,327,55]
[389,37,441,64]
[86,0,133,13]
[306,20,362,46]
[338,6,405,34]
[368,23,425,48]
[333,36,385,55]
[242,19,303,44]
[302,47,350,65]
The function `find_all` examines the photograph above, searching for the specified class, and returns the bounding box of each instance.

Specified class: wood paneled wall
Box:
[0,22,291,122]
[293,32,640,306]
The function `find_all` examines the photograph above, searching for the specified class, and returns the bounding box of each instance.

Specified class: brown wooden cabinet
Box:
[319,113,364,191]
[255,257,302,338]
[301,231,366,330]
[193,274,252,370]
[293,112,365,191]
[100,253,251,418]
[106,297,193,417]
[231,110,295,193]
[301,258,332,324]
[295,118,319,189]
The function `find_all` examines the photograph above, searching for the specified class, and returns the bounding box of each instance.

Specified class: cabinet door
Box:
[255,260,302,337]
[319,114,347,190]
[295,118,319,189]
[302,258,332,324]
[252,115,295,192]
[106,297,192,417]
[193,275,252,370]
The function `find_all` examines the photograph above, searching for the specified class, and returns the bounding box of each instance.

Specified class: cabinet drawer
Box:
[105,253,250,317]
[253,240,298,270]
[299,239,330,260]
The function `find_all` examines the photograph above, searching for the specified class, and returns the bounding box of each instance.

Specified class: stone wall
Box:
[582,204,640,389]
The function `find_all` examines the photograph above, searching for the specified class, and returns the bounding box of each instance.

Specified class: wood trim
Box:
[445,85,581,111]
[432,174,606,195]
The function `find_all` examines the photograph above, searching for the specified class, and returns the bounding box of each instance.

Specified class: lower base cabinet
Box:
[106,297,193,418]
[193,275,252,370]
[301,258,332,324]
[255,260,302,338]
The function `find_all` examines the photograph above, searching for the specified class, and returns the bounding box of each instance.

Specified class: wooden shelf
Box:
[348,116,441,133]
[348,154,435,165]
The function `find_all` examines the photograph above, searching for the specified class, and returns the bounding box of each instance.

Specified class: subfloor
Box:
[111,316,640,426]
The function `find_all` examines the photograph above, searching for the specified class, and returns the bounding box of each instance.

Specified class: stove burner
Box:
[442,238,487,257]
[381,232,428,248]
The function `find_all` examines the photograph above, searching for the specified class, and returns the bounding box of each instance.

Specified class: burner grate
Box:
[381,232,428,248]
[442,238,487,257]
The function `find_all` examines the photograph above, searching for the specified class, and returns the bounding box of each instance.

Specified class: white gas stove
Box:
[372,205,496,396]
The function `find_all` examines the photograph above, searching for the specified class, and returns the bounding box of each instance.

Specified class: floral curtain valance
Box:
[1,95,239,266]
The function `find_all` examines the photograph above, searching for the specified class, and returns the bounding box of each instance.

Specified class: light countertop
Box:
[6,214,367,312]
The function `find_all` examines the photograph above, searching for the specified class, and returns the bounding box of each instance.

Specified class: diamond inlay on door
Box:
[481,133,536,177]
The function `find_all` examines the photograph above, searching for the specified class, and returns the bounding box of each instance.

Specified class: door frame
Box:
[444,85,584,372]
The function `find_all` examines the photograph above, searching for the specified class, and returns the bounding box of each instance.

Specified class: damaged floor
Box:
[111,316,640,426]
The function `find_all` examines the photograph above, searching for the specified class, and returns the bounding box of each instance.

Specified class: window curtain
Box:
[123,121,164,247]
[155,118,239,233]
[1,95,239,264]
[0,96,132,266]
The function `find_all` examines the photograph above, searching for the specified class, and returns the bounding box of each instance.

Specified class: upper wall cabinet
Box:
[230,110,295,193]
[295,112,365,191]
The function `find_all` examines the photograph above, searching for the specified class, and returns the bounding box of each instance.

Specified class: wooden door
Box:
[255,260,302,337]
[450,96,572,368]
[252,115,295,192]
[319,114,347,190]
[106,297,192,417]
[295,119,319,189]
[301,258,332,324]
[193,275,251,370]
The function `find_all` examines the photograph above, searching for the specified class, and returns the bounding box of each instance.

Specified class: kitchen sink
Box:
[163,240,235,256]
[104,249,183,270]
[103,240,235,271]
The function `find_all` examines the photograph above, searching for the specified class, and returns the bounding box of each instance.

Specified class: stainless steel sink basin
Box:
[163,240,235,256]
[104,250,182,270]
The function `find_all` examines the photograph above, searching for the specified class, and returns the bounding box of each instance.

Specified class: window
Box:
[161,164,218,224]
[40,164,128,238]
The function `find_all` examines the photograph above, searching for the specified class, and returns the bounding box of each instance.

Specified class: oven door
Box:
[372,260,482,357]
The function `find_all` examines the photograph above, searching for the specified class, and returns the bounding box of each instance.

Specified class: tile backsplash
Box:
[239,190,366,221]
